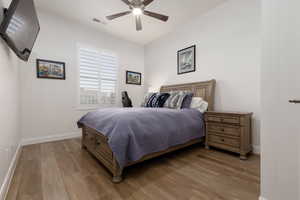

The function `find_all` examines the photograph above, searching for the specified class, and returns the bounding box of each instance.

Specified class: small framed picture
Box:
[36,59,66,80]
[126,71,142,85]
[177,45,196,75]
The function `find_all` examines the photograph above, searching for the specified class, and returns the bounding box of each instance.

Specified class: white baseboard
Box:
[0,132,81,199]
[259,196,267,200]
[253,145,260,154]
[0,144,22,200]
[21,131,81,146]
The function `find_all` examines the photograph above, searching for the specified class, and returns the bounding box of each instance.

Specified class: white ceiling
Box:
[35,0,226,45]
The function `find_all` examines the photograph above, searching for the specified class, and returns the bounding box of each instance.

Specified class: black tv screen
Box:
[0,0,40,61]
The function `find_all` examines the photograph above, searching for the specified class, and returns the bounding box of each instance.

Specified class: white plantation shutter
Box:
[100,52,118,94]
[79,47,118,106]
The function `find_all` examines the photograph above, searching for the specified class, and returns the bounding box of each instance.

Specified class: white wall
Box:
[145,0,261,151]
[261,1,300,199]
[0,0,21,198]
[20,10,145,142]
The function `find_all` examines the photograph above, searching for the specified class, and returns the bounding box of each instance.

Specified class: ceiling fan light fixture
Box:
[106,0,169,31]
[132,8,142,16]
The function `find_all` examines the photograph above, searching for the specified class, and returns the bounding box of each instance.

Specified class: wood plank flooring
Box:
[6,138,260,200]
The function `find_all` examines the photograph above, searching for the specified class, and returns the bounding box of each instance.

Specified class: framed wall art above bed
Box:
[177,45,196,75]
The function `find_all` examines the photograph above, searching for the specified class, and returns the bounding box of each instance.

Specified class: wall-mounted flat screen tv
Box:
[0,0,40,61]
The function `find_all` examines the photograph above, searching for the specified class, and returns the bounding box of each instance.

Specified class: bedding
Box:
[176,91,190,109]
[163,91,180,109]
[190,97,208,113]
[78,107,205,168]
[141,92,155,107]
[181,92,194,109]
[146,93,170,107]
[181,94,193,108]
[163,91,193,109]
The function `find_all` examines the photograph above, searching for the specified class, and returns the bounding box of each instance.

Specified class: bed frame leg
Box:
[112,169,123,183]
[112,175,123,183]
[81,131,87,149]
[112,158,123,183]
[81,141,87,149]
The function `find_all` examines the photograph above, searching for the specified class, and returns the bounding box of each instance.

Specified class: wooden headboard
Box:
[160,79,216,111]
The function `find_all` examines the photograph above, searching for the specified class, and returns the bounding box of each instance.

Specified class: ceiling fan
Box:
[106,0,169,31]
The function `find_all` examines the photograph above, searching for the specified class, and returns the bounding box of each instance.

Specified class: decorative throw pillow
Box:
[156,93,170,107]
[163,91,180,109]
[146,93,158,107]
[146,93,170,108]
[141,92,155,107]
[181,92,194,109]
[175,91,190,109]
[190,97,208,113]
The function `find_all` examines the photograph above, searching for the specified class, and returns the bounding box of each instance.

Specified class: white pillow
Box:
[190,97,208,113]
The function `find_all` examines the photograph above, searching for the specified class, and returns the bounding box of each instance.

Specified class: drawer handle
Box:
[221,129,225,132]
[221,139,225,142]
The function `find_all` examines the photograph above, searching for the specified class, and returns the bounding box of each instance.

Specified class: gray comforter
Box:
[78,108,205,168]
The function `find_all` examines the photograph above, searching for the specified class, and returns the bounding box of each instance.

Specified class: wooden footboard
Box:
[81,125,204,183]
[81,126,123,183]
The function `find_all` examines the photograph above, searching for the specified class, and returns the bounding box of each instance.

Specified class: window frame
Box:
[76,44,120,110]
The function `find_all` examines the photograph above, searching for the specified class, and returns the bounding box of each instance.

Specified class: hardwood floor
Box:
[6,138,260,200]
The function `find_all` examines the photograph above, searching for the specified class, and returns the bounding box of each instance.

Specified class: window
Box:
[79,47,118,106]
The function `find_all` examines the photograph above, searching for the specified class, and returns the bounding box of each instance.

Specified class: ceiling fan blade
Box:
[121,0,132,5]
[135,15,142,31]
[143,0,154,6]
[106,11,131,20]
[143,10,169,22]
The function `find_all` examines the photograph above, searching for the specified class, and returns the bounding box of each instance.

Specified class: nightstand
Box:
[204,111,253,160]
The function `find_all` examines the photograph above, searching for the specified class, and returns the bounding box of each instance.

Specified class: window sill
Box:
[75,104,120,111]
[76,107,99,111]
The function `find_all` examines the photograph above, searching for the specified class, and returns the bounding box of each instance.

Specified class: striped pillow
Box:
[176,91,191,109]
[163,91,180,109]
[164,91,191,109]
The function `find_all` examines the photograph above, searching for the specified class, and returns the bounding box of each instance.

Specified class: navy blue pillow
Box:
[156,93,170,107]
[146,93,170,108]
[146,93,157,107]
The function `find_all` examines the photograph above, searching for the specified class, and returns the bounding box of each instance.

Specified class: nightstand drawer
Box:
[205,111,252,159]
[208,135,240,148]
[207,116,240,125]
[207,124,241,137]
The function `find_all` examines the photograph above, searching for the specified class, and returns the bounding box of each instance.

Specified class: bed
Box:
[78,79,216,183]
